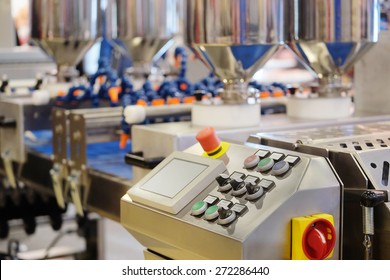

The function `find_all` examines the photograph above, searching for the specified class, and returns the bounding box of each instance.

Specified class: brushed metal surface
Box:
[285,0,380,96]
[115,0,182,71]
[30,0,103,69]
[256,121,390,259]
[121,143,341,259]
[185,0,288,103]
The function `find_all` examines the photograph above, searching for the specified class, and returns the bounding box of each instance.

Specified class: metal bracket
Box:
[67,113,90,216]
[50,108,69,208]
[1,150,16,188]
[67,169,90,217]
[49,163,66,209]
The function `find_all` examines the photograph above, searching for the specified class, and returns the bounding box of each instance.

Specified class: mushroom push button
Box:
[292,214,336,260]
[243,154,260,169]
[204,205,219,220]
[191,201,208,216]
[256,157,274,172]
[271,160,290,176]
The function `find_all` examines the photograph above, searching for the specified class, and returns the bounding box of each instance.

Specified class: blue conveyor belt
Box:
[26,130,133,180]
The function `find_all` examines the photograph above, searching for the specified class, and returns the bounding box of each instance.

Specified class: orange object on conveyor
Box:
[98,75,105,85]
[151,98,165,106]
[273,90,284,97]
[260,91,270,98]
[119,133,130,149]
[175,56,181,68]
[57,90,66,97]
[73,90,82,96]
[179,83,188,91]
[183,96,195,104]
[136,99,147,106]
[108,87,121,103]
[167,97,181,105]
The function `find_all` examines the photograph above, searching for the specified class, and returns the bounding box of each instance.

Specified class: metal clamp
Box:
[1,151,16,189]
[360,190,389,260]
[50,108,69,208]
[67,168,90,217]
[49,163,67,209]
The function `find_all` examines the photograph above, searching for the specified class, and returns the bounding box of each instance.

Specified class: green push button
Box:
[256,157,274,172]
[204,205,219,220]
[191,201,207,216]
[205,205,219,215]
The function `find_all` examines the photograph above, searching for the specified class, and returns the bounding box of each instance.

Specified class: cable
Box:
[41,228,77,260]
[7,239,20,260]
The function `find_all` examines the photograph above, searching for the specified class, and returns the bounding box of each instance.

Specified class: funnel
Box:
[286,0,380,96]
[186,0,287,103]
[115,0,182,75]
[30,0,104,80]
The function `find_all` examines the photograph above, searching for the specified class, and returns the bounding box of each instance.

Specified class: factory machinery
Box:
[1,0,390,259]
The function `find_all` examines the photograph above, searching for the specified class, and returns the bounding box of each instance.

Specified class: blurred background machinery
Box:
[0,0,390,260]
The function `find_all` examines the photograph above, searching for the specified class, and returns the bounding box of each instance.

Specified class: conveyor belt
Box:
[25,130,133,180]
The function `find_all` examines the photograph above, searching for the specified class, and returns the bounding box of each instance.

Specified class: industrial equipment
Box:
[250,121,390,259]
[30,0,105,82]
[285,0,380,119]
[121,129,342,259]
[2,0,390,261]
[119,0,390,260]
[115,0,182,79]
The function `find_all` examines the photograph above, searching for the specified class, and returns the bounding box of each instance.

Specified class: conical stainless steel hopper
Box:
[30,0,104,80]
[286,0,380,96]
[115,0,182,75]
[186,0,287,104]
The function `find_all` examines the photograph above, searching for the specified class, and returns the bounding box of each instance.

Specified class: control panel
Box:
[122,142,341,259]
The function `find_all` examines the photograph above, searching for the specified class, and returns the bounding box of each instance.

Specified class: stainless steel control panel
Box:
[121,142,341,260]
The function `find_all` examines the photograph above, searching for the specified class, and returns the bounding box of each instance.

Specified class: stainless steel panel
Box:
[185,0,285,77]
[286,0,380,95]
[185,0,288,103]
[256,121,390,259]
[121,143,341,259]
[30,0,103,69]
[115,0,182,69]
[0,101,25,163]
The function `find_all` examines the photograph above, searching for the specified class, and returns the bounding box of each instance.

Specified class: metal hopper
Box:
[30,0,105,80]
[115,0,182,75]
[186,0,287,103]
[286,0,380,96]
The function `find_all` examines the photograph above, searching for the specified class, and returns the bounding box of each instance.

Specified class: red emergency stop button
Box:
[196,127,230,159]
[302,218,336,260]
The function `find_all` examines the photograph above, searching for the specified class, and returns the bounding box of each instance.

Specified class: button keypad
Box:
[193,149,304,226]
[256,157,274,172]
[269,152,284,161]
[217,199,233,209]
[255,149,271,158]
[258,179,275,190]
[231,204,248,215]
[203,195,219,205]
[284,155,300,166]
[271,160,290,176]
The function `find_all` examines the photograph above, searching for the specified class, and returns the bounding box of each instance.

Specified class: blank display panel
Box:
[141,159,208,198]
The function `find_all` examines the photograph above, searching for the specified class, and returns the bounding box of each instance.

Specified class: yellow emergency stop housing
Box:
[292,213,336,260]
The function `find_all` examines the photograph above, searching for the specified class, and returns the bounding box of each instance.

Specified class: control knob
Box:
[217,206,236,225]
[245,182,264,201]
[216,174,232,192]
[231,178,247,196]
